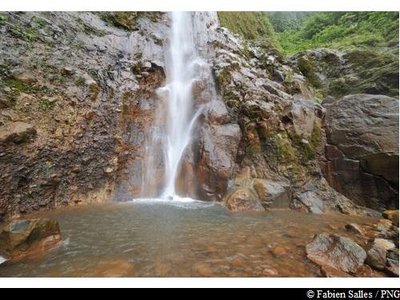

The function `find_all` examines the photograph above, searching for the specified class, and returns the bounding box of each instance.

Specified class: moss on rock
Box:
[100,12,162,31]
[217,12,281,50]
[297,56,323,90]
[100,12,140,31]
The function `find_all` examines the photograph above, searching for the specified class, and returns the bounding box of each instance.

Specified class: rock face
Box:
[0,218,62,259]
[196,123,242,201]
[223,188,265,212]
[322,94,399,210]
[0,12,391,218]
[383,210,399,226]
[222,167,292,211]
[295,191,325,214]
[386,248,399,276]
[290,48,399,100]
[0,12,168,216]
[207,23,362,212]
[0,122,36,144]
[366,238,395,271]
[306,233,367,274]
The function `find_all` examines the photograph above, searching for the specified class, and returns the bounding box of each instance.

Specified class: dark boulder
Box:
[322,94,399,210]
[0,218,62,259]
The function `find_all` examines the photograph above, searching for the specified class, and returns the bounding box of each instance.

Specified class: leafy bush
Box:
[269,12,399,55]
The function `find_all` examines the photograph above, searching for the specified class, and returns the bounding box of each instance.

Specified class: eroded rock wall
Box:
[0,12,168,218]
[321,94,399,211]
[1,12,389,219]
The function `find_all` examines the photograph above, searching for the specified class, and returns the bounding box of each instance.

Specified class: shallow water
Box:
[0,200,378,277]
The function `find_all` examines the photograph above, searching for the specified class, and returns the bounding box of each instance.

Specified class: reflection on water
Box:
[0,201,378,277]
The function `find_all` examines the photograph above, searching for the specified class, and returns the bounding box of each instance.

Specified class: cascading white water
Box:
[139,12,219,200]
[161,12,204,198]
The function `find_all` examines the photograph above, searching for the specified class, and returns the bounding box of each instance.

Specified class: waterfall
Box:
[140,12,218,200]
[160,12,201,198]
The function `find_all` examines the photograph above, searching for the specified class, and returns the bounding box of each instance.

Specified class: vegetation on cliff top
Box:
[268,12,399,55]
[217,12,398,58]
[218,12,281,51]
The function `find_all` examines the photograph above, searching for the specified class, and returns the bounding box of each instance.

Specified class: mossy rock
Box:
[217,12,281,51]
[214,63,240,92]
[345,48,391,68]
[271,133,297,164]
[295,48,399,98]
[100,12,162,31]
[297,56,324,90]
[100,12,140,31]
[1,77,46,95]
[288,122,322,164]
[329,52,398,98]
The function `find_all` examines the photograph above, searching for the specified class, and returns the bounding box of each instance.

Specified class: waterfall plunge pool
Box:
[0,201,378,277]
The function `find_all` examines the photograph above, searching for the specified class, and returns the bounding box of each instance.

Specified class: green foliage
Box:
[31,15,47,28]
[267,12,310,32]
[218,12,281,51]
[287,123,321,164]
[273,12,399,54]
[215,62,240,91]
[0,12,8,23]
[23,27,39,42]
[1,76,56,111]
[75,77,85,86]
[3,78,43,94]
[39,98,54,111]
[297,57,323,90]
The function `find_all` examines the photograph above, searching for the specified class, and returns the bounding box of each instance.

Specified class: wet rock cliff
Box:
[0,12,168,219]
[0,12,397,220]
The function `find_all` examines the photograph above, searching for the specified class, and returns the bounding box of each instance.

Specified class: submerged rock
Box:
[306,233,367,274]
[0,218,62,259]
[223,188,265,212]
[320,264,351,277]
[192,261,214,276]
[91,259,136,277]
[345,223,365,237]
[252,179,291,208]
[295,191,325,214]
[222,167,292,211]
